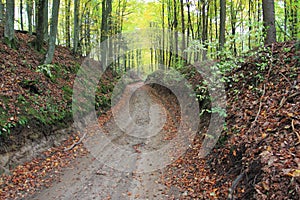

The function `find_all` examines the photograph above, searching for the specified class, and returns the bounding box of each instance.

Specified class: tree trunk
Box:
[73,0,80,54]
[186,0,194,63]
[101,0,107,66]
[173,0,178,62]
[248,0,251,49]
[284,0,287,41]
[180,0,185,62]
[26,0,33,34]
[202,0,208,60]
[85,9,91,55]
[36,0,46,51]
[161,0,165,66]
[0,0,4,25]
[219,0,226,50]
[100,0,112,67]
[20,0,24,30]
[65,0,71,48]
[107,0,113,65]
[44,0,60,64]
[43,0,48,42]
[167,0,173,67]
[262,0,276,44]
[230,0,237,56]
[214,0,218,43]
[292,0,298,39]
[34,0,38,32]
[4,0,15,47]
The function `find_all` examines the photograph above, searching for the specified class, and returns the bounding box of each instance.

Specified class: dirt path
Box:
[27,82,180,200]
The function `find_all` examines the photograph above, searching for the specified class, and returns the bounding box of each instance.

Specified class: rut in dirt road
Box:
[28,82,183,200]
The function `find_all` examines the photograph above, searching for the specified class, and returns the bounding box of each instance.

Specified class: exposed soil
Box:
[21,83,188,199]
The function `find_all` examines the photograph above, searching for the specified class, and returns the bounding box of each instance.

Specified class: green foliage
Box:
[0,98,28,137]
[0,86,73,136]
[205,107,227,118]
[3,37,18,49]
[27,97,68,125]
[36,64,55,80]
[95,95,110,111]
[62,85,73,101]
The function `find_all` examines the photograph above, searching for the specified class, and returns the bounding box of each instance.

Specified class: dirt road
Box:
[28,82,181,200]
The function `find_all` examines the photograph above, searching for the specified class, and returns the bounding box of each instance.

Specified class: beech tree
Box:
[36,0,47,51]
[0,1,3,25]
[73,0,80,54]
[65,0,71,48]
[100,0,113,66]
[20,0,24,30]
[44,0,60,64]
[26,0,33,35]
[262,0,276,44]
[4,0,15,47]
[43,0,48,41]
[219,0,226,50]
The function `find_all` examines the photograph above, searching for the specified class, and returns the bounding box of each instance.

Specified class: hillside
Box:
[163,41,300,199]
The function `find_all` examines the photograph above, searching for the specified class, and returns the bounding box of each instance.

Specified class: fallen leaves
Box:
[0,133,88,199]
[162,41,300,199]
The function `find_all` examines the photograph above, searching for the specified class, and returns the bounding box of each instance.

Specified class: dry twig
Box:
[291,119,300,145]
[64,132,87,151]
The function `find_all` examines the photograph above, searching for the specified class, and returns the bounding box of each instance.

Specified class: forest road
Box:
[27,82,181,200]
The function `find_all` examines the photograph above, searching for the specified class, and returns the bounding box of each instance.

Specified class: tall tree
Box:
[161,0,165,65]
[230,0,237,55]
[100,0,113,66]
[44,0,60,64]
[262,0,276,44]
[43,0,48,41]
[173,0,178,62]
[65,0,71,48]
[186,0,194,63]
[101,0,108,65]
[202,0,209,60]
[4,0,15,47]
[106,0,113,64]
[36,0,47,51]
[0,0,3,25]
[219,0,226,50]
[26,0,33,34]
[73,0,80,54]
[20,0,24,30]
[180,0,185,61]
[290,0,299,39]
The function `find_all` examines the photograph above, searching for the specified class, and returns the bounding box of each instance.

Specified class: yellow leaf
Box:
[287,169,300,177]
[262,182,270,191]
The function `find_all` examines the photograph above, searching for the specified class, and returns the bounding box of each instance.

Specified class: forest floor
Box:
[0,30,300,199]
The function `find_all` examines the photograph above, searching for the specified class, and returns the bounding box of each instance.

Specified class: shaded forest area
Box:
[0,0,299,199]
